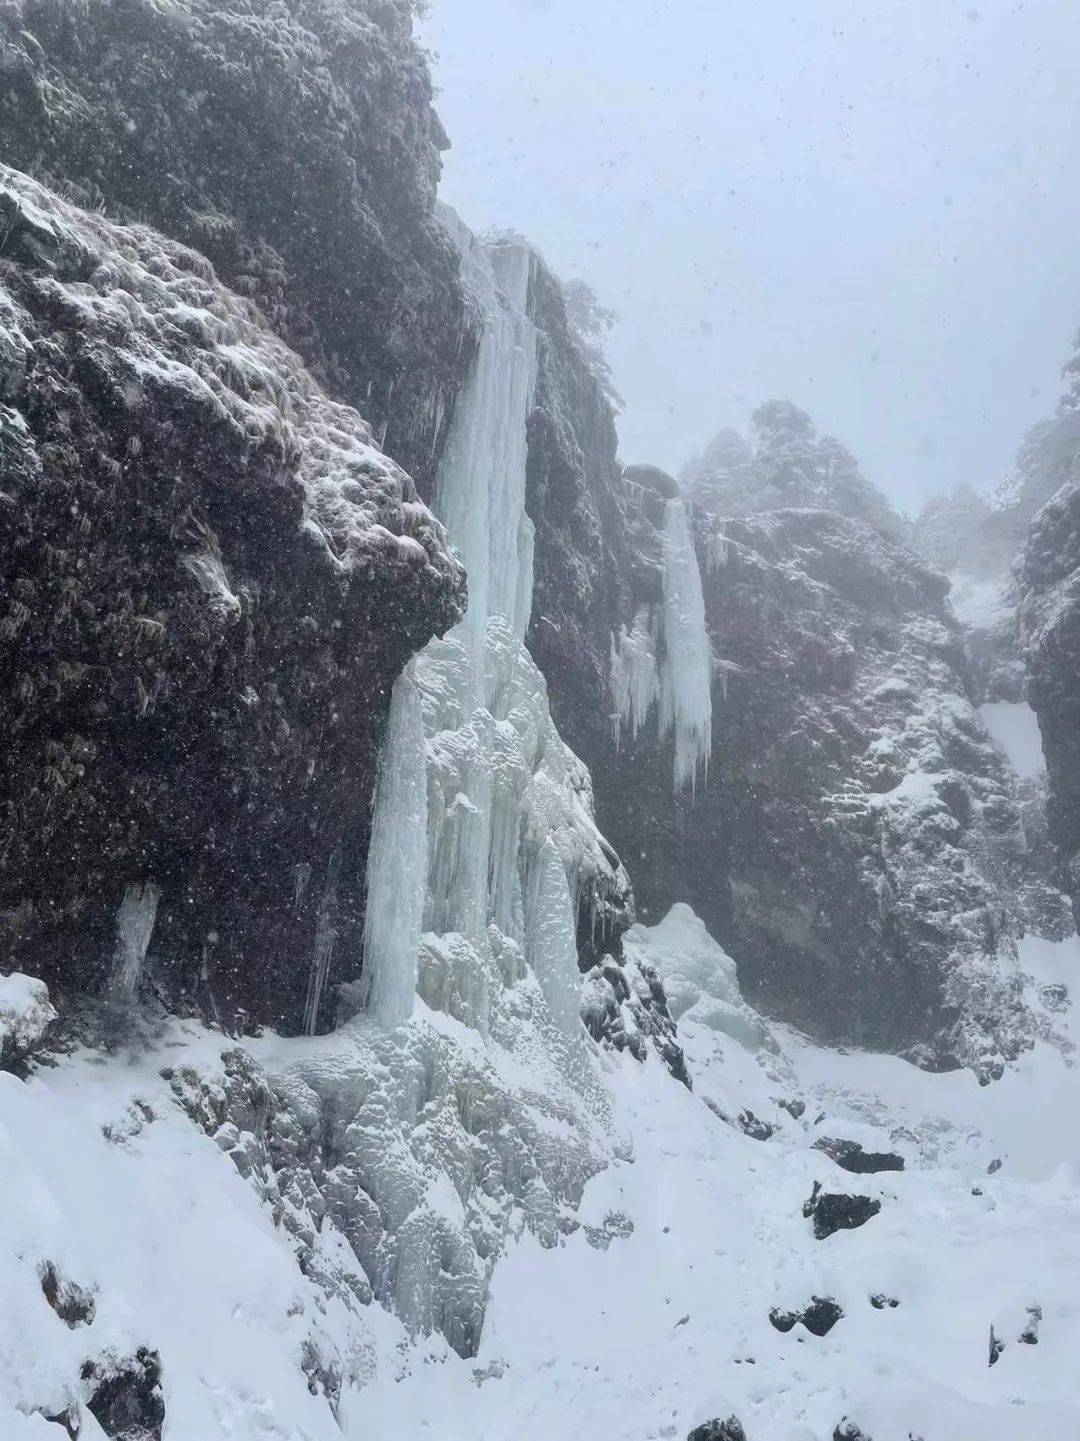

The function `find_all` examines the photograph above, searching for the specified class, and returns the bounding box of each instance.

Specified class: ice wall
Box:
[659,499,714,794]
[359,663,428,1027]
[610,498,714,793]
[110,883,159,997]
[332,210,628,1349]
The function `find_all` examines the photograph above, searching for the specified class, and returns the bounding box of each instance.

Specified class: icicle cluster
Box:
[610,498,714,793]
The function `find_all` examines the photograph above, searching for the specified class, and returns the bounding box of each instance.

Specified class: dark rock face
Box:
[524,302,1047,1069]
[580,952,690,1086]
[0,0,469,492]
[0,166,464,1030]
[688,1419,747,1441]
[833,1423,872,1441]
[769,1296,843,1336]
[523,259,654,963]
[40,1261,96,1328]
[813,1138,905,1174]
[82,1347,165,1441]
[694,507,1045,1074]
[804,1181,882,1240]
[1019,477,1080,921]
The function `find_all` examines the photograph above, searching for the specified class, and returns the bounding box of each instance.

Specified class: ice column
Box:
[659,499,713,794]
[360,663,428,1027]
[111,882,160,996]
[433,214,538,649]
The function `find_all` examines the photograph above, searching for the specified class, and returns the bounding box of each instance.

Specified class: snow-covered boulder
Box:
[0,973,56,1067]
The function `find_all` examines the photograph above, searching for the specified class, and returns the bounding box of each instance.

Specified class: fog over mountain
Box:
[424,0,1080,508]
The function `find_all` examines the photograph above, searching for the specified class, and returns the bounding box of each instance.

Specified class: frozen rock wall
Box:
[0,164,464,1030]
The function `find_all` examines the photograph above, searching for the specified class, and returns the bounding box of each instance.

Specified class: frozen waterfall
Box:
[345,207,624,1347]
[359,663,428,1027]
[110,882,160,997]
[359,206,621,1044]
[659,498,713,794]
[610,497,713,793]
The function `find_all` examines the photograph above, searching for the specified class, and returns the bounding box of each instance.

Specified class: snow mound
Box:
[0,973,56,1065]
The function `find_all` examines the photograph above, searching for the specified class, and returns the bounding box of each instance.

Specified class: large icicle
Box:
[110,882,159,997]
[659,498,714,793]
[359,663,428,1027]
[609,497,714,793]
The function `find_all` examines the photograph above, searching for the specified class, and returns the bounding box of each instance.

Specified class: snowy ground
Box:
[4,912,1078,1440]
[978,700,1046,781]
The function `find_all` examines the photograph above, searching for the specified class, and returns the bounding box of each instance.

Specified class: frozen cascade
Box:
[660,498,714,793]
[359,662,428,1027]
[610,608,661,750]
[609,498,713,793]
[110,882,160,996]
[334,209,628,1350]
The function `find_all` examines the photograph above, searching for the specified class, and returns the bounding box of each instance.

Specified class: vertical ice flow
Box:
[360,662,428,1026]
[610,497,713,793]
[111,882,160,996]
[660,498,713,794]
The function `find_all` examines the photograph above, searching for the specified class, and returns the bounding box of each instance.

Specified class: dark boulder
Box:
[769,1296,843,1337]
[40,1261,96,1328]
[82,1347,164,1441]
[813,1138,905,1174]
[688,1419,746,1441]
[804,1182,882,1240]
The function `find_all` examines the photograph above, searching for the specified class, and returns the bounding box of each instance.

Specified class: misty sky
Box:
[421,0,1080,513]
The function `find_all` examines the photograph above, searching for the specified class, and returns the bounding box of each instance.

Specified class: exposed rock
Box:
[813,1137,905,1174]
[804,1181,882,1240]
[769,1296,843,1337]
[0,165,464,1031]
[525,313,1052,1069]
[82,1347,164,1441]
[988,1324,1005,1366]
[0,0,470,492]
[1019,1305,1042,1344]
[736,1110,775,1141]
[0,971,56,1068]
[1019,474,1080,923]
[39,1261,96,1328]
[833,1423,873,1441]
[870,1293,900,1310]
[580,951,690,1086]
[688,1419,747,1441]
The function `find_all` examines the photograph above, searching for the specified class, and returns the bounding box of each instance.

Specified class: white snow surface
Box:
[5,910,1080,1438]
[948,572,1013,631]
[978,700,1046,781]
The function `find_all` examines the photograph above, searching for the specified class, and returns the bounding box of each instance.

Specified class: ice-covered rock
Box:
[0,973,56,1067]
[0,164,464,1029]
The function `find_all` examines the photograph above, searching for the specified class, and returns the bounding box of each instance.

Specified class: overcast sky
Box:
[421,0,1080,513]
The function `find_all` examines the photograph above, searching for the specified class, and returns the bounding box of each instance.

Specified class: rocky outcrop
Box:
[1018,476,1080,919]
[0,0,469,492]
[523,319,1053,1069]
[0,165,464,1030]
[681,401,907,542]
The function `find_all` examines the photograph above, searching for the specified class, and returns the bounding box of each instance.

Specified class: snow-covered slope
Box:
[5,904,1079,1439]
